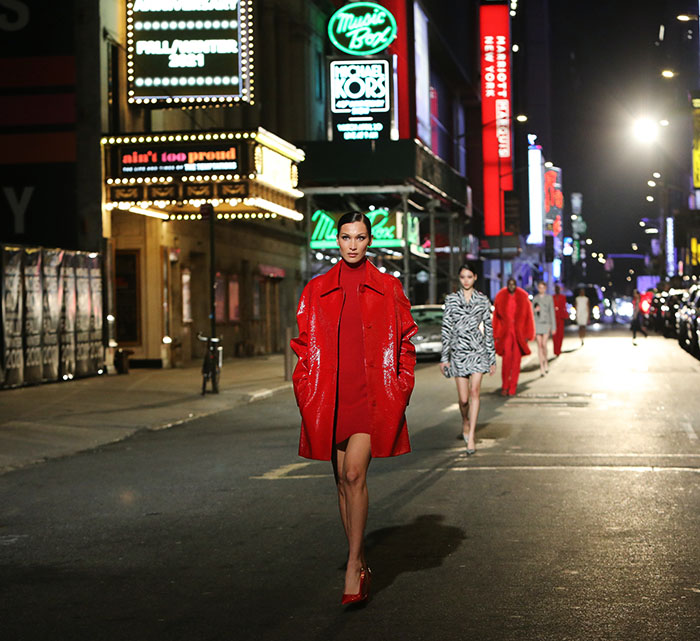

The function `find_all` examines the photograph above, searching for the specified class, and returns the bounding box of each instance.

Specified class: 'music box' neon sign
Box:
[328,2,397,56]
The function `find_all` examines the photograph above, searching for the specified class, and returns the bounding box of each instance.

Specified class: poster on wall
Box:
[88,254,104,372]
[1,246,24,388]
[74,253,92,377]
[23,248,43,384]
[60,252,77,380]
[42,248,63,381]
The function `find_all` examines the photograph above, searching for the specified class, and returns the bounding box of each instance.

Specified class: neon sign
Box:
[126,0,254,105]
[480,4,513,236]
[328,2,397,56]
[114,141,240,176]
[310,209,418,249]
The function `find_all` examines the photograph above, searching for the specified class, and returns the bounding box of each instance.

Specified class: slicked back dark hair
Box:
[336,211,372,236]
[458,262,479,276]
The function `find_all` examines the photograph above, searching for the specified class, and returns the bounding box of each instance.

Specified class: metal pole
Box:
[210,206,216,339]
[429,204,437,304]
[448,213,456,292]
[498,154,504,287]
[401,194,410,297]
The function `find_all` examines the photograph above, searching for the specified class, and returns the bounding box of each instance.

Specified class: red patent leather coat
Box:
[492,287,535,356]
[290,260,418,461]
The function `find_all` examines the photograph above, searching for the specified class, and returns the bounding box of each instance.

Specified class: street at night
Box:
[2,1,700,639]
[2,329,699,640]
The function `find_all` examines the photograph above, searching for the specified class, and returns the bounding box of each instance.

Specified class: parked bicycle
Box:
[197,333,222,395]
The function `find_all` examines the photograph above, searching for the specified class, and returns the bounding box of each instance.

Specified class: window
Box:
[181,267,192,323]
[228,275,240,321]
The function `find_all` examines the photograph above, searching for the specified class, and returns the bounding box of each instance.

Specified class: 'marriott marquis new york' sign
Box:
[328,2,397,56]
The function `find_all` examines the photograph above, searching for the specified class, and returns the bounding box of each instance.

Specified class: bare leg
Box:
[455,374,483,450]
[455,375,470,440]
[536,334,547,374]
[335,433,372,595]
[467,373,484,449]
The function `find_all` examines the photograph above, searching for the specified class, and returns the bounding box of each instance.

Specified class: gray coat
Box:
[532,294,556,334]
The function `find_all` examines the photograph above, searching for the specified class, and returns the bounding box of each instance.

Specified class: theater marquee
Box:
[126,0,254,105]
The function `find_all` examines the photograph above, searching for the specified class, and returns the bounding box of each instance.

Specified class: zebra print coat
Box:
[441,290,496,377]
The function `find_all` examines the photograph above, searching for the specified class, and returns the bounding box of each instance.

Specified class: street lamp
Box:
[632,117,659,143]
[661,69,676,78]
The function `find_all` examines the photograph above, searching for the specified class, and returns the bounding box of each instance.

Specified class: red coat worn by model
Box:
[493,286,535,356]
[290,260,418,461]
[493,285,535,395]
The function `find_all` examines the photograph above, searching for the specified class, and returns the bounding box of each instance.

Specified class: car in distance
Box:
[410,304,444,359]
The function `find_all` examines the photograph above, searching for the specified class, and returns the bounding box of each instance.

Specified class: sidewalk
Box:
[0,355,292,475]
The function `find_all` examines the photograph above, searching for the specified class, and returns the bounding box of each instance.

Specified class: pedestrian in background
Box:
[552,283,568,356]
[440,263,496,455]
[493,278,535,396]
[290,211,417,605]
[532,280,556,376]
[631,289,648,345]
[575,288,589,345]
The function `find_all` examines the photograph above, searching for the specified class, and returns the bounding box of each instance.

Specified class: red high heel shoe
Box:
[341,567,371,605]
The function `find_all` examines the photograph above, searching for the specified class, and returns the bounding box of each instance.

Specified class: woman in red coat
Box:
[552,283,568,356]
[291,211,417,605]
[492,278,535,395]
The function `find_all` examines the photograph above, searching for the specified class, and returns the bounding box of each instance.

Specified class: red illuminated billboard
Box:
[480,3,513,236]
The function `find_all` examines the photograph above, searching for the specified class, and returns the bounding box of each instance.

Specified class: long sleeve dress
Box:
[441,290,496,377]
[532,293,556,335]
[335,259,371,444]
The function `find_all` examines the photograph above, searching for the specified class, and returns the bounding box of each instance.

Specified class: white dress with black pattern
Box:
[441,290,496,377]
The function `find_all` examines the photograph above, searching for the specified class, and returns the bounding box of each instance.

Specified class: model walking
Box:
[440,264,496,455]
[575,288,589,345]
[532,281,556,376]
[290,212,417,605]
[493,278,535,396]
[552,283,568,356]
[631,289,648,344]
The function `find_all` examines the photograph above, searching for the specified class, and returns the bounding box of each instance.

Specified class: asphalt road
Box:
[1,328,699,641]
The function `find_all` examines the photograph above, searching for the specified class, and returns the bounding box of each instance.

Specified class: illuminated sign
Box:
[110,140,241,177]
[526,142,544,245]
[310,208,418,248]
[328,2,397,56]
[666,217,676,277]
[118,143,238,176]
[329,58,392,141]
[544,166,563,235]
[693,105,700,188]
[126,0,254,105]
[480,3,513,236]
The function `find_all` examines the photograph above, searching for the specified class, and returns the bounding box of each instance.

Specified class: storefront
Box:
[101,128,305,366]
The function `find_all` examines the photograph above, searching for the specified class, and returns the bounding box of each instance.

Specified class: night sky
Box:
[549,1,688,265]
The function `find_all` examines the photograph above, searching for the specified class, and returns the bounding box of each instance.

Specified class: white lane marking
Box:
[448,465,700,473]
[681,422,698,441]
[442,403,459,413]
[252,463,700,480]
[253,462,313,480]
[500,452,700,458]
